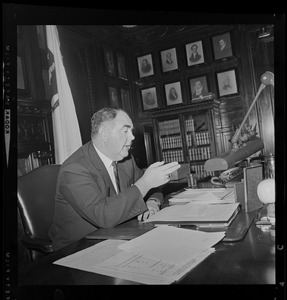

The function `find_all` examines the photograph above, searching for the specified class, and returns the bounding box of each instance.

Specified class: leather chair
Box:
[17,164,61,262]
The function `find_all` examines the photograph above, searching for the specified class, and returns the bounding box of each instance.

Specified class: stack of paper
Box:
[143,202,240,228]
[169,188,236,205]
[53,225,225,285]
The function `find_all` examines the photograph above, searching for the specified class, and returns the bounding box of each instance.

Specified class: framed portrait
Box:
[189,76,209,101]
[160,47,178,73]
[141,87,158,111]
[165,81,183,106]
[104,48,116,75]
[121,88,132,114]
[108,87,119,108]
[216,69,238,97]
[137,54,154,78]
[117,53,127,79]
[185,40,205,67]
[212,32,233,60]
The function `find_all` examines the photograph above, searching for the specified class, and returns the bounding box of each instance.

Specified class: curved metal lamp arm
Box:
[231,71,274,145]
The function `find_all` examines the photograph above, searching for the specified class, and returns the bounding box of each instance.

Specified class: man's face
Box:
[219,39,226,49]
[191,45,198,53]
[104,111,135,161]
[195,81,202,89]
[224,76,230,85]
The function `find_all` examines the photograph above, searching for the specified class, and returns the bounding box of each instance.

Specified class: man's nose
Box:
[129,131,135,140]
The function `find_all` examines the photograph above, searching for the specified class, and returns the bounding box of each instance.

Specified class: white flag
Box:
[46,25,82,164]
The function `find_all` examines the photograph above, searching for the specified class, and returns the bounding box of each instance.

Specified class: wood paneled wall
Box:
[55,25,274,158]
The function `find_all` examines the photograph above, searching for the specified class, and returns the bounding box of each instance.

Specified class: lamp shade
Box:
[257,178,275,204]
[204,139,264,171]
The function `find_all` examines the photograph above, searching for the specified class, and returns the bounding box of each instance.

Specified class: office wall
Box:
[57,25,274,157]
[19,24,275,166]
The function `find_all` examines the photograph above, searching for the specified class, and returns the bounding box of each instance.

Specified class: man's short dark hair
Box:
[91,107,124,138]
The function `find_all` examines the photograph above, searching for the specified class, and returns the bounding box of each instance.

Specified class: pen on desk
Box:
[178,224,199,230]
[141,211,150,222]
[219,190,234,200]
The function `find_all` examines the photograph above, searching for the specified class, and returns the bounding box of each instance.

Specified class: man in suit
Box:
[189,44,201,63]
[49,107,180,250]
[217,38,232,59]
[192,80,208,99]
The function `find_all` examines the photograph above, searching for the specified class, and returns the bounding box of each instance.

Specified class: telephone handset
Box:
[211,167,243,187]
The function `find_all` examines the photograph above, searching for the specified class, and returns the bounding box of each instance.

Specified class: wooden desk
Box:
[18,210,275,286]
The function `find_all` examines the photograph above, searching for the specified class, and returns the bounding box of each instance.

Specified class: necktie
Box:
[111,161,120,193]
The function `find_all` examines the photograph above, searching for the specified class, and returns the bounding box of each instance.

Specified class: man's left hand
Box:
[137,199,160,221]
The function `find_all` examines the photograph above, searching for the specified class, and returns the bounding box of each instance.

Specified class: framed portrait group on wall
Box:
[137,31,233,78]
[103,46,133,114]
[141,81,184,110]
[104,47,128,80]
[141,82,183,111]
[137,31,238,112]
[102,31,237,113]
[107,86,132,115]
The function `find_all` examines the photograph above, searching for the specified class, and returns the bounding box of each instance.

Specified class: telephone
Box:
[211,167,243,187]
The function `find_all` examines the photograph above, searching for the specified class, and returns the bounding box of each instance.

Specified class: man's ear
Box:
[98,125,107,141]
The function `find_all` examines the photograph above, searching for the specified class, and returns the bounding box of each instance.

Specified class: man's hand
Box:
[137,199,160,222]
[134,161,181,198]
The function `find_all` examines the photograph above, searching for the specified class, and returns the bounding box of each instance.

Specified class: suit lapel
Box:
[86,142,117,194]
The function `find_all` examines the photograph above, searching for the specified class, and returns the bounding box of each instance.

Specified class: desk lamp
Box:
[204,71,274,173]
[257,178,275,237]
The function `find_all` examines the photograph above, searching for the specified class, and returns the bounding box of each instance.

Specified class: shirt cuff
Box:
[147,198,161,207]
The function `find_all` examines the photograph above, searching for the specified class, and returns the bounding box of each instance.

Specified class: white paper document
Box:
[118,225,225,264]
[54,225,224,285]
[169,188,236,204]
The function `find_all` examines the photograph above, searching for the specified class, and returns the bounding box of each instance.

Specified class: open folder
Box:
[143,202,240,228]
[168,188,236,205]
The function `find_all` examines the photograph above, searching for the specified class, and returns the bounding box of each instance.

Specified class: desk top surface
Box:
[18,210,276,286]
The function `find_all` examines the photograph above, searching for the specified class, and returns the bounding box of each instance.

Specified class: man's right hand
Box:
[143,161,181,188]
[134,161,181,197]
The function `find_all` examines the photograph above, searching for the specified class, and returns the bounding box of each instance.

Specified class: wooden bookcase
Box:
[17,99,55,176]
[17,26,55,177]
[152,99,221,180]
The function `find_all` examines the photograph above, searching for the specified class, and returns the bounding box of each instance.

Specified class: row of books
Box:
[188,146,211,161]
[186,131,210,146]
[162,150,184,163]
[190,164,215,179]
[17,152,52,177]
[160,132,211,150]
[158,119,181,136]
[160,136,182,149]
[185,118,195,132]
[194,131,210,146]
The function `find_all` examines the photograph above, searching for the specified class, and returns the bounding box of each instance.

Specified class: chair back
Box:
[17,164,61,240]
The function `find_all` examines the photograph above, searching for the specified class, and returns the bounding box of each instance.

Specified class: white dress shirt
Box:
[93,144,119,193]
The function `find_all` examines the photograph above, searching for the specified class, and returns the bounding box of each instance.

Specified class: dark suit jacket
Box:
[216,45,232,59]
[189,53,201,63]
[49,141,162,250]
